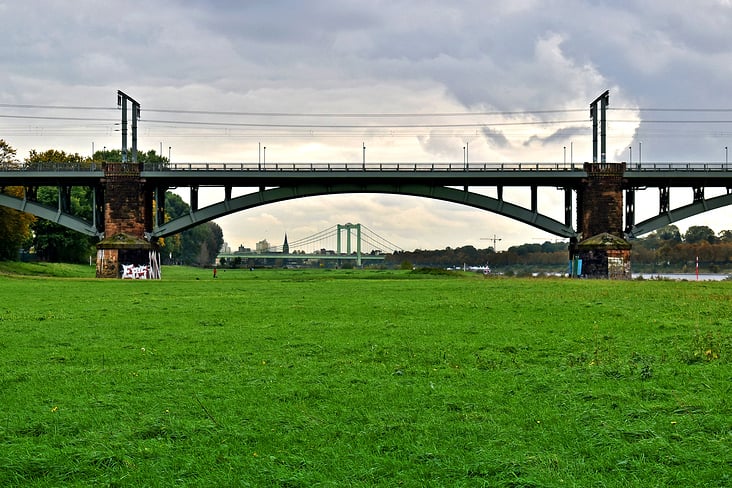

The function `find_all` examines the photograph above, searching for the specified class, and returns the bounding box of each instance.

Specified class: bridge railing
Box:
[624,162,731,171]
[3,161,731,172]
[143,161,732,172]
[0,162,104,172]
[142,161,587,172]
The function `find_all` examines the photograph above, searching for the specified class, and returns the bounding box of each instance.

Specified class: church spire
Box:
[282,233,289,254]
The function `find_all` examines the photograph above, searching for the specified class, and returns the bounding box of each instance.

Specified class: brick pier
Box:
[571,162,631,279]
[95,162,161,279]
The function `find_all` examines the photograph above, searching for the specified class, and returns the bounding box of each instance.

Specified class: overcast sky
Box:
[2,1,732,252]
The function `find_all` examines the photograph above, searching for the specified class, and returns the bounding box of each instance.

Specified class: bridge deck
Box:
[4,161,731,188]
[3,161,732,241]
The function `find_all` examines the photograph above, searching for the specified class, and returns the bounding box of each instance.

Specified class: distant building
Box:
[220,241,231,254]
[282,234,289,254]
[256,239,270,253]
[237,244,251,253]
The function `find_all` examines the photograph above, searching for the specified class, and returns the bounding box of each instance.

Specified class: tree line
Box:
[631,224,732,272]
[0,140,222,265]
[386,241,567,269]
[387,225,732,272]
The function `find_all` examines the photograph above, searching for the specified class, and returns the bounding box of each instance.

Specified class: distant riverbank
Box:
[632,272,730,281]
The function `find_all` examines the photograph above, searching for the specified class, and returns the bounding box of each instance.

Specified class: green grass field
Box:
[0,264,730,487]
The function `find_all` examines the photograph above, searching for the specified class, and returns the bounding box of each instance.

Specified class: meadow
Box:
[0,263,730,487]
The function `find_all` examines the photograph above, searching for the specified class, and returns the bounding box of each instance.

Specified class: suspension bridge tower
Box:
[337,223,362,266]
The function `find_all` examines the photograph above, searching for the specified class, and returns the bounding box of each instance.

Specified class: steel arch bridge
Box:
[2,161,732,241]
[151,180,578,240]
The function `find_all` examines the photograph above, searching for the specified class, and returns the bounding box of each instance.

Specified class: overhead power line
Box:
[138,108,589,118]
[0,103,587,117]
[143,118,591,129]
[4,103,732,141]
[0,103,115,111]
[4,112,732,129]
[610,107,732,113]
[7,101,732,117]
[0,114,114,123]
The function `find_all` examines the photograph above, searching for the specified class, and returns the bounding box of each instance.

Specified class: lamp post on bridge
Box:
[726,146,728,167]
[362,142,366,170]
[570,141,573,168]
[628,146,632,166]
[639,141,642,168]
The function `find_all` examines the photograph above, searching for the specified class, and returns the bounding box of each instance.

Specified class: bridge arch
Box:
[626,191,732,238]
[4,182,732,242]
[152,183,577,239]
[0,193,100,236]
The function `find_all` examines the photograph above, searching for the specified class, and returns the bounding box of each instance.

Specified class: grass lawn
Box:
[0,265,730,486]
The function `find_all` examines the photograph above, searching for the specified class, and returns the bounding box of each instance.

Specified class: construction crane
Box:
[480,234,502,251]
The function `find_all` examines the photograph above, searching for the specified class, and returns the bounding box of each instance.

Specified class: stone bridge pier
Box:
[95,162,161,279]
[571,162,631,279]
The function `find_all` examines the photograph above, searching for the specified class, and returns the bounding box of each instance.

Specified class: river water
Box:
[632,273,730,281]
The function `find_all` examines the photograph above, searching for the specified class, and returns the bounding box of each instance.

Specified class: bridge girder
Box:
[0,193,101,237]
[4,167,732,243]
[151,183,578,239]
[626,191,732,238]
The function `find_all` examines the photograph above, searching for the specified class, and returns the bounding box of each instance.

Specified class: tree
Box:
[684,225,717,244]
[0,139,19,168]
[93,148,168,165]
[161,192,224,266]
[25,150,97,262]
[178,220,224,266]
[656,225,682,243]
[0,140,35,260]
[717,229,732,242]
[206,221,224,263]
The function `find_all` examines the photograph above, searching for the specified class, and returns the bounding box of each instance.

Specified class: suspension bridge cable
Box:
[287,226,338,248]
[266,225,401,254]
[288,229,331,246]
[360,234,391,253]
[361,224,403,252]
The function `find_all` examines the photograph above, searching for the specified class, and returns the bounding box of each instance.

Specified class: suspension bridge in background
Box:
[216,223,402,267]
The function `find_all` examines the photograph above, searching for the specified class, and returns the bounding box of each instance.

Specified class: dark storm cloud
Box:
[522,126,583,148]
[481,127,510,148]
